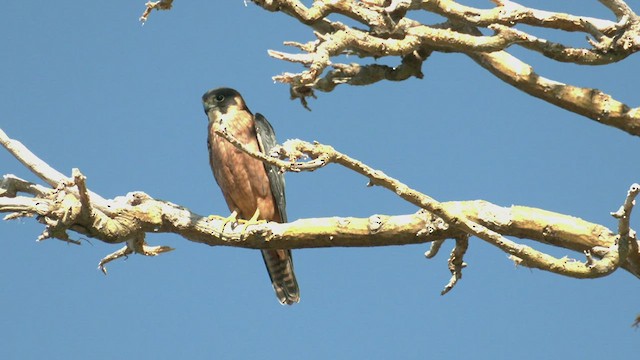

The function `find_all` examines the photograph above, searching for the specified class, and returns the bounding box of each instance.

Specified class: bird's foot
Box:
[237,209,266,239]
[209,210,239,238]
[207,210,265,239]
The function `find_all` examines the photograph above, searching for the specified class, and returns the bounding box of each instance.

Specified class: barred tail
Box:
[261,249,300,305]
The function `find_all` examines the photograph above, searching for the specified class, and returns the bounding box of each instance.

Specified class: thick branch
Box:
[4,178,639,277]
[467,49,640,136]
[215,126,635,278]
[423,0,618,34]
[490,24,632,65]
[4,120,639,297]
[2,124,639,280]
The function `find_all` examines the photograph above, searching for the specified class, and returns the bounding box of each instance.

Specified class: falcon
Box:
[202,87,300,305]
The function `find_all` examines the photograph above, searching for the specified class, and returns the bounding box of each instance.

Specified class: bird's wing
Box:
[254,113,287,223]
[254,113,300,305]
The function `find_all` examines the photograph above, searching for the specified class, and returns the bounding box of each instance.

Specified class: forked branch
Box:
[3,127,639,296]
[138,1,640,135]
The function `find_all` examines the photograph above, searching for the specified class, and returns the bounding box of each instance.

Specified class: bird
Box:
[202,87,300,305]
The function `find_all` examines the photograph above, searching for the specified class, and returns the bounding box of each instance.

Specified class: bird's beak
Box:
[203,104,212,115]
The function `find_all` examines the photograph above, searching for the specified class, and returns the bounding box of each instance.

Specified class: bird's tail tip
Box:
[262,249,300,306]
[278,294,300,305]
[273,266,300,305]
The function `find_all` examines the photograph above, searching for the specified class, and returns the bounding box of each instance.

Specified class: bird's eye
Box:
[215,94,225,102]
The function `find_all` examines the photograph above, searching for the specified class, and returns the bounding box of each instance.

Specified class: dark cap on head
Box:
[202,87,246,115]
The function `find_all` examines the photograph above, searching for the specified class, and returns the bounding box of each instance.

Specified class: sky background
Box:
[1,1,639,359]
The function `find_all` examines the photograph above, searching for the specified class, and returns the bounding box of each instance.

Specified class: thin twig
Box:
[139,0,173,23]
[611,183,640,264]
[425,240,444,259]
[0,128,112,211]
[441,235,469,295]
[0,128,69,188]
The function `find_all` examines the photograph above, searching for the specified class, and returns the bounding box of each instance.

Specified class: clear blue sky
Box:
[1,1,638,359]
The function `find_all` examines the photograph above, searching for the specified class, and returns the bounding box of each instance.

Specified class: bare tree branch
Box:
[8,1,640,303]
[135,1,640,135]
[258,1,640,135]
[440,235,468,295]
[139,0,173,23]
[213,121,639,279]
[466,49,640,135]
[422,0,618,35]
[599,0,635,19]
[2,128,639,282]
[611,183,640,269]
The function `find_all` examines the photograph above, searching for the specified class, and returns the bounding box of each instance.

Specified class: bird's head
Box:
[202,87,249,121]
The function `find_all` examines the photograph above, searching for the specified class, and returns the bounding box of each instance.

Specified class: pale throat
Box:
[209,106,254,145]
